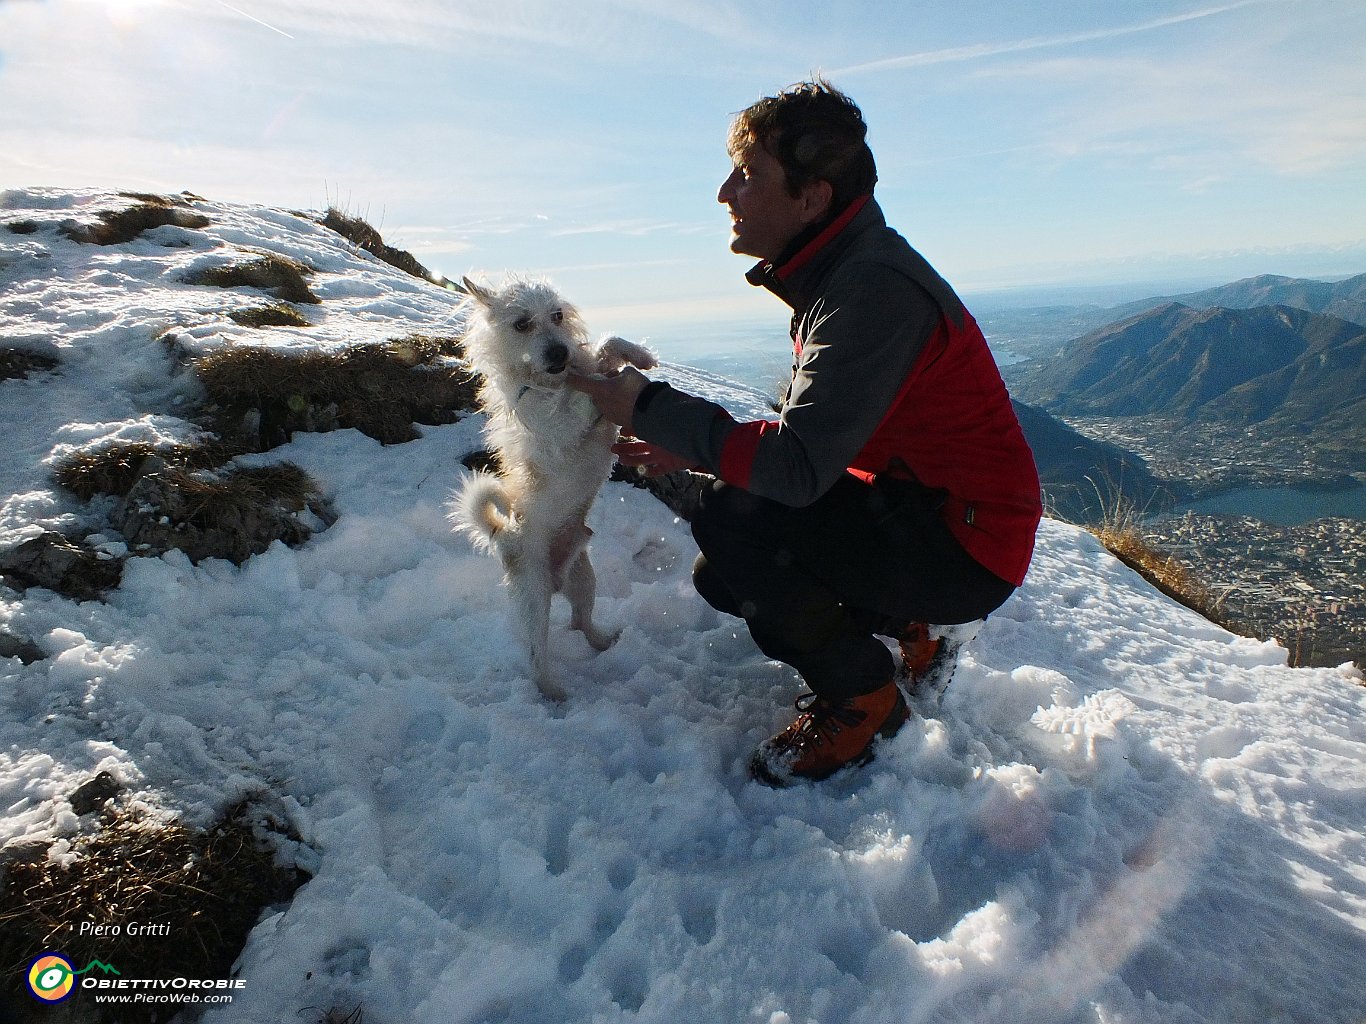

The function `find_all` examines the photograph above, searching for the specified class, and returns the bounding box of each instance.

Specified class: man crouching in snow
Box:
[571,79,1042,786]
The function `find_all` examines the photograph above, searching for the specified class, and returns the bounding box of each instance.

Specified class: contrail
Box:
[213,0,295,39]
[831,0,1274,76]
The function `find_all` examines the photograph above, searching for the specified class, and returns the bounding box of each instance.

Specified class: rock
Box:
[115,466,331,565]
[0,628,45,663]
[461,449,500,474]
[0,838,50,865]
[70,771,123,815]
[0,532,124,602]
[611,465,710,522]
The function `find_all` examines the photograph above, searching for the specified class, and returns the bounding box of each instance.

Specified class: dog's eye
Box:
[513,317,533,333]
[551,310,564,325]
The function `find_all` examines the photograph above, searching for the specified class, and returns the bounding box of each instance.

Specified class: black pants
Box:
[691,474,1015,699]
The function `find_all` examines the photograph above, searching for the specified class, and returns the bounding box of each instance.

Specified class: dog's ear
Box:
[460,276,495,307]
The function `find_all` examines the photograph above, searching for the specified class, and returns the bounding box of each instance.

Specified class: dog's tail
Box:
[448,472,518,557]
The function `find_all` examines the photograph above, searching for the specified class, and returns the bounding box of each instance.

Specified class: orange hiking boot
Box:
[895,620,982,699]
[897,621,942,682]
[750,682,909,787]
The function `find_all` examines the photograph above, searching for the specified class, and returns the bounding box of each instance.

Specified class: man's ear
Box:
[799,179,835,224]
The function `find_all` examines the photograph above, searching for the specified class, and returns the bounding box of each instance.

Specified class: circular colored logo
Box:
[27,953,76,1003]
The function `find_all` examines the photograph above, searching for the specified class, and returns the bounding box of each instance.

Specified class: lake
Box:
[1173,484,1366,527]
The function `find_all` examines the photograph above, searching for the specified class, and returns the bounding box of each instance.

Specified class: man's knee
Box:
[691,482,800,612]
[692,480,774,552]
[693,479,739,529]
[692,554,740,616]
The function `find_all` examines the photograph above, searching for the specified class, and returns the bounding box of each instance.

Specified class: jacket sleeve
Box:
[632,262,942,506]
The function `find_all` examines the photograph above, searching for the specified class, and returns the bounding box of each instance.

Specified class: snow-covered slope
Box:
[2,188,1364,1024]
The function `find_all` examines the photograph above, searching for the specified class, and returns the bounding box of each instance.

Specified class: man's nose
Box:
[718,167,741,204]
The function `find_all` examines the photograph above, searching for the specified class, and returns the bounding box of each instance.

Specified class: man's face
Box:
[717,141,827,262]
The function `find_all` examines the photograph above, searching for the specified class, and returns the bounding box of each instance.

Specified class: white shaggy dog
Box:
[448,276,656,699]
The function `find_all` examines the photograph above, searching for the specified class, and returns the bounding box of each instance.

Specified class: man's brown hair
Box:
[729,78,878,212]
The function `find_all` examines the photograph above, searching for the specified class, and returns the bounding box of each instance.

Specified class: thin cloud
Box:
[541,257,689,274]
[831,0,1277,76]
[213,1,294,39]
[604,0,763,47]
[985,46,1366,178]
[209,0,560,49]
[548,219,687,239]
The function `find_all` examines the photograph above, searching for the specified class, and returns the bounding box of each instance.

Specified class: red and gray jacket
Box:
[632,196,1042,587]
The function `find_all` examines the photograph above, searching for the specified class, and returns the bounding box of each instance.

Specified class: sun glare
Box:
[83,0,167,32]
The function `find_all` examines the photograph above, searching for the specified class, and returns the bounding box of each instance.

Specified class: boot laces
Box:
[790,693,868,749]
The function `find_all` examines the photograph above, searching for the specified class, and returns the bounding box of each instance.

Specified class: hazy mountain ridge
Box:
[1109,272,1366,328]
[1009,302,1366,462]
[979,272,1366,366]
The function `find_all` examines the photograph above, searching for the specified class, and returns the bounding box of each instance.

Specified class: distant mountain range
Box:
[1109,273,1366,328]
[1013,302,1365,416]
[1008,300,1366,470]
[981,273,1366,365]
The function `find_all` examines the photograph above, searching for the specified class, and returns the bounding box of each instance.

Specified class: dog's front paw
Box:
[595,335,658,373]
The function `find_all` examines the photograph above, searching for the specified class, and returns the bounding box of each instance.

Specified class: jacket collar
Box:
[745,194,879,308]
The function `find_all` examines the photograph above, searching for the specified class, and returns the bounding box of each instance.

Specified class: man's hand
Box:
[567,366,650,431]
[568,368,692,475]
[611,438,695,478]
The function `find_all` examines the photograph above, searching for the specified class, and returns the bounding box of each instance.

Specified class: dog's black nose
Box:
[544,342,569,374]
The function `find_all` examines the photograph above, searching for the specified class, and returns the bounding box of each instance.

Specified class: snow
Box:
[3,187,1365,1023]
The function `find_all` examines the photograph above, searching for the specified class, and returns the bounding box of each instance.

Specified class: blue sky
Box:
[3,0,1365,336]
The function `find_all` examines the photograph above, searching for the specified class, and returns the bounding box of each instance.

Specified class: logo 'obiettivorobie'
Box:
[25,954,122,1003]
[26,952,77,1003]
[24,951,243,1005]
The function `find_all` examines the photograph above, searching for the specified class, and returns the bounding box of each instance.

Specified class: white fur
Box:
[447,275,657,699]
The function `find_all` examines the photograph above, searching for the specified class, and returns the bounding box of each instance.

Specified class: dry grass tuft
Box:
[188,254,321,305]
[52,439,241,501]
[50,441,329,567]
[54,441,165,501]
[0,805,308,1021]
[229,302,313,329]
[115,192,181,208]
[152,463,319,528]
[318,207,435,282]
[195,336,475,446]
[62,200,211,246]
[1089,496,1227,624]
